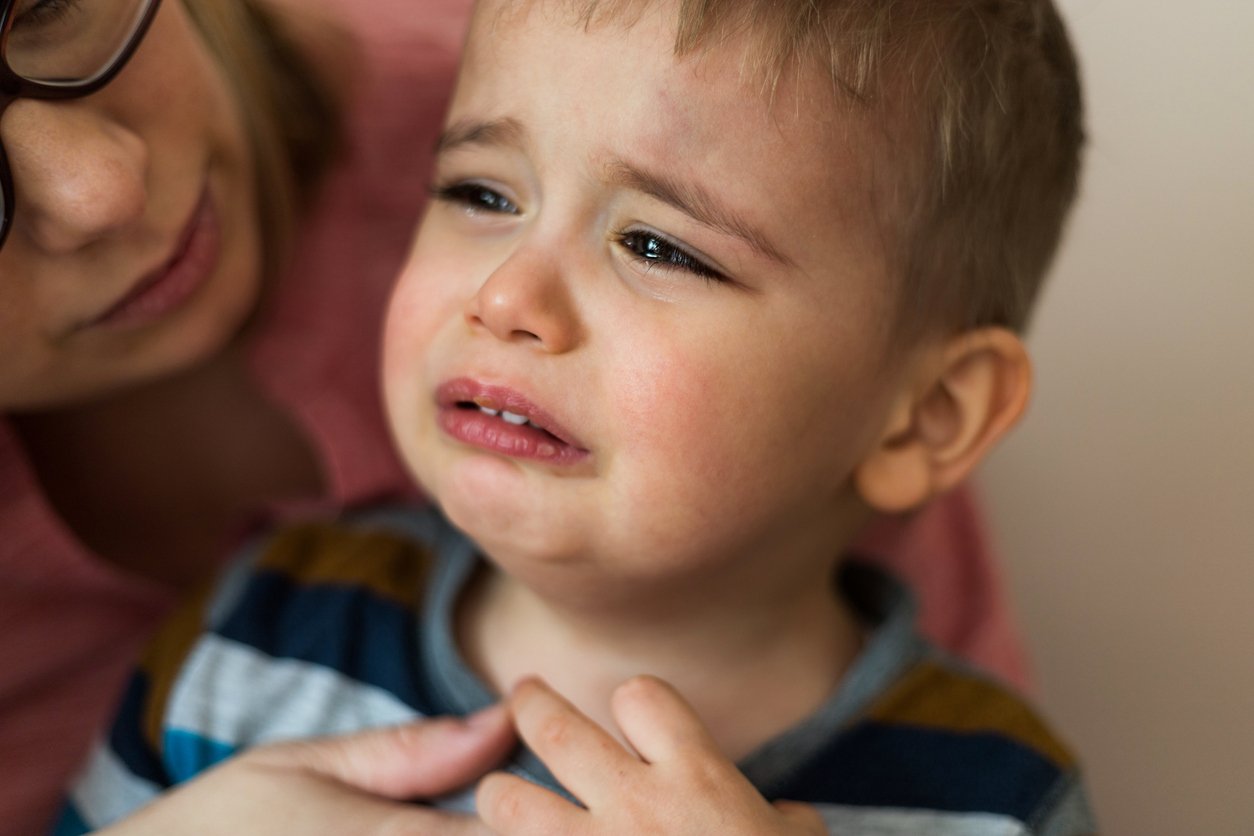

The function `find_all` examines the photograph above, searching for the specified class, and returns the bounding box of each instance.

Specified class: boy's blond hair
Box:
[570,0,1085,335]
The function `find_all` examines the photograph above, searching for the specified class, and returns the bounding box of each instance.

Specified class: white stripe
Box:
[167,634,422,745]
[69,744,164,830]
[815,804,1028,836]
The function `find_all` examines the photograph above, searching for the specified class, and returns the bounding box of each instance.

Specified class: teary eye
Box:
[431,182,520,215]
[617,229,726,283]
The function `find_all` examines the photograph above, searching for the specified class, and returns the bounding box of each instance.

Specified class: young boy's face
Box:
[385,0,917,600]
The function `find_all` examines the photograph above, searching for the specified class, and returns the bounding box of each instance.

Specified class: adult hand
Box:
[477,677,826,836]
[97,705,515,836]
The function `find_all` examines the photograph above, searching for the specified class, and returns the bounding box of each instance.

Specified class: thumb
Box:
[249,704,515,799]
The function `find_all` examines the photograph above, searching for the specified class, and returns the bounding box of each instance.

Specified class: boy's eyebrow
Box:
[604,160,793,267]
[435,119,790,267]
[436,117,527,154]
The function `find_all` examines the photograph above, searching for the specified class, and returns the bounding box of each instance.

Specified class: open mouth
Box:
[436,380,590,465]
[455,396,566,444]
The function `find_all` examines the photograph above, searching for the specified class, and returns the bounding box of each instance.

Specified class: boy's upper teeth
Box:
[472,401,534,427]
[471,403,529,428]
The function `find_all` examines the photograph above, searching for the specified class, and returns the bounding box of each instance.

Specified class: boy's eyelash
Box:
[430,181,520,215]
[615,230,727,283]
[430,183,725,284]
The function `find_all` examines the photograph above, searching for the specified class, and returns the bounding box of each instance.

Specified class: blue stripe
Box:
[163,729,239,782]
[49,803,91,836]
[779,721,1063,821]
[107,672,170,787]
[214,571,434,711]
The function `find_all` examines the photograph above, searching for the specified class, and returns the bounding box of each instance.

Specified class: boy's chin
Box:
[437,479,583,565]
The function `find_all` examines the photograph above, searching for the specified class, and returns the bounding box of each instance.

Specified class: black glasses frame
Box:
[0,0,163,249]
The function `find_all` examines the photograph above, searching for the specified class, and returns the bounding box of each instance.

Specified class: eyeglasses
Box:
[0,0,163,250]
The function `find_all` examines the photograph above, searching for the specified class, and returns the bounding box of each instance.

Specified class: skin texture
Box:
[478,677,828,836]
[385,0,912,632]
[0,0,260,410]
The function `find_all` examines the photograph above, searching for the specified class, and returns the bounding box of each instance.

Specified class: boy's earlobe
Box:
[855,328,1032,513]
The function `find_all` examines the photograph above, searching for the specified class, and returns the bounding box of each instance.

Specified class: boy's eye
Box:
[431,182,520,215]
[616,229,726,283]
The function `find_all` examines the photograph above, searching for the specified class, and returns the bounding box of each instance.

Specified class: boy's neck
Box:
[456,560,864,762]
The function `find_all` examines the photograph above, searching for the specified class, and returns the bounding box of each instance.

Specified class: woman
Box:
[0,0,1028,832]
[1,0,467,829]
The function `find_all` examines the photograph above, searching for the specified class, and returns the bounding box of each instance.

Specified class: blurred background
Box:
[980,0,1254,833]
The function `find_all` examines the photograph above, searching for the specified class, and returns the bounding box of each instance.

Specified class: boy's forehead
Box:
[460,0,880,195]
[452,0,897,311]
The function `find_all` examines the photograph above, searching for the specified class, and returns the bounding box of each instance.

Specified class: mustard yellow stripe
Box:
[255,523,434,607]
[137,582,215,753]
[865,661,1076,769]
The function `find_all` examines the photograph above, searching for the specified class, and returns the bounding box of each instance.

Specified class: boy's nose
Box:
[465,248,583,354]
[1,98,147,254]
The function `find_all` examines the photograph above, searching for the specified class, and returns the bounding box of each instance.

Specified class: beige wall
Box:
[980,1,1254,833]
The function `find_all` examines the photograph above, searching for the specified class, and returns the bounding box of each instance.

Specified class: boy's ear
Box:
[854,328,1032,513]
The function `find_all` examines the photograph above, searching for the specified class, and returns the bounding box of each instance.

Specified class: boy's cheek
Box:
[381,301,424,397]
[383,258,460,368]
[381,286,448,455]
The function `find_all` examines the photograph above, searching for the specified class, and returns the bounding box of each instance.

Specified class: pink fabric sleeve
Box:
[853,482,1034,693]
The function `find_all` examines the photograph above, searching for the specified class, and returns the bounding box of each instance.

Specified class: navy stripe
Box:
[778,721,1063,821]
[214,571,435,712]
[107,672,170,788]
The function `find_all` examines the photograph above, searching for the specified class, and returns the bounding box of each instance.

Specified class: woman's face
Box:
[0,0,260,411]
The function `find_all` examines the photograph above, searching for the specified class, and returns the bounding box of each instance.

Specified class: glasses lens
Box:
[5,0,154,85]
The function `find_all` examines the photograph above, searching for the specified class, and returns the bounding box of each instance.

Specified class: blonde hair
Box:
[182,0,342,278]
[571,0,1085,334]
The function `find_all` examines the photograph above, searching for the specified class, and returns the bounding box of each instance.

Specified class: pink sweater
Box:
[0,1,1028,832]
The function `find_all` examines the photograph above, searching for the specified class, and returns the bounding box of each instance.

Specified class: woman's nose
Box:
[1,98,147,253]
[464,248,584,354]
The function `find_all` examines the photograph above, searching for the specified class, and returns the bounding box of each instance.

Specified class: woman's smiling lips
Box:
[436,378,590,465]
[81,187,221,331]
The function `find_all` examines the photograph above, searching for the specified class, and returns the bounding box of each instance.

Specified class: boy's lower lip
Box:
[86,188,221,330]
[437,405,591,466]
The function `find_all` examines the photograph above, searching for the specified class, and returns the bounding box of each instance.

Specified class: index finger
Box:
[609,675,724,765]
[508,677,641,809]
[248,705,514,799]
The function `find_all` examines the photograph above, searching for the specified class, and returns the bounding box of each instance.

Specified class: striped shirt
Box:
[55,508,1096,835]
